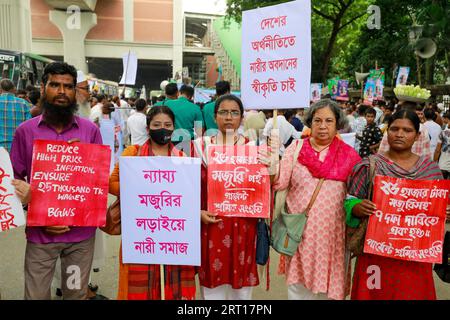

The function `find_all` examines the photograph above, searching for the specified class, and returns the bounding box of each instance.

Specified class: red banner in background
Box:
[207,145,270,218]
[27,140,111,227]
[364,176,449,263]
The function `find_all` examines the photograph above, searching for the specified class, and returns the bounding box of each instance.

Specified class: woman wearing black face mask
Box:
[109,106,196,300]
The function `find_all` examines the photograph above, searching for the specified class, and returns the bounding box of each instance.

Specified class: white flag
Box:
[119,52,138,85]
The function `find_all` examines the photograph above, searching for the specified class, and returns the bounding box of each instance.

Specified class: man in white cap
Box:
[76,70,91,119]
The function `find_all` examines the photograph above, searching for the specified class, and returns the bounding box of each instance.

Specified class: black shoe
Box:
[55,288,62,297]
[93,268,100,273]
[88,283,99,292]
[89,293,109,300]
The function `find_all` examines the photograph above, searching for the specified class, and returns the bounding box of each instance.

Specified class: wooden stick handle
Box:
[273,110,278,129]
[160,264,165,300]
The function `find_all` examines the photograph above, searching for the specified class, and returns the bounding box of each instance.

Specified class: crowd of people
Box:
[1,61,450,300]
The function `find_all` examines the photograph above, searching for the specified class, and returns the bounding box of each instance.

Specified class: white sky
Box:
[183,0,227,15]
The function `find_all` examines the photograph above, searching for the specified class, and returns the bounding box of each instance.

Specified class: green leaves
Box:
[224,0,449,84]
[347,0,449,85]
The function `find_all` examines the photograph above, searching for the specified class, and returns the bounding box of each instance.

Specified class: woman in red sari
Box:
[109,106,196,300]
[346,109,449,300]
[193,95,260,300]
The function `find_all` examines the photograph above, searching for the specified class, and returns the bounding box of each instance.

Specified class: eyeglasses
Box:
[217,110,241,118]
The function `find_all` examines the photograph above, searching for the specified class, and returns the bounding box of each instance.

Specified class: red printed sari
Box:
[113,140,196,300]
[347,154,443,300]
[192,136,260,290]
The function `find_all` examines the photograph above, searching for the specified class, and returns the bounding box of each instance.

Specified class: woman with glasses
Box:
[272,99,361,300]
[192,94,261,300]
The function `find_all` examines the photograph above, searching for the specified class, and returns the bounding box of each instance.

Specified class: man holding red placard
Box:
[10,62,104,300]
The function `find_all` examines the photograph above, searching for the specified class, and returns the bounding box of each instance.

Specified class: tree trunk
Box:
[425,56,435,85]
[445,49,450,81]
[416,55,422,86]
[320,20,341,83]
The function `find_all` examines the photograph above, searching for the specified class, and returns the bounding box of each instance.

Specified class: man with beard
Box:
[10,62,102,300]
[75,70,91,119]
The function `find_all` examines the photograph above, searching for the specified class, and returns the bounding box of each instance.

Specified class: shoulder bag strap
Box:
[304,178,325,216]
[271,139,305,222]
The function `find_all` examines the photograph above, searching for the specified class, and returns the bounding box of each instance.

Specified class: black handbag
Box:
[434,231,450,283]
[256,218,270,265]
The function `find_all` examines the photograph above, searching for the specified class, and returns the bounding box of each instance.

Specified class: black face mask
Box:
[149,128,173,145]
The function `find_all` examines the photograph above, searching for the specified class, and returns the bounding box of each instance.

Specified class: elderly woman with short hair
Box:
[272,99,361,300]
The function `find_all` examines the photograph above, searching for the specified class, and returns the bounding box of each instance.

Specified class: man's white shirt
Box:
[262,115,301,156]
[89,103,102,122]
[423,120,442,155]
[127,112,148,145]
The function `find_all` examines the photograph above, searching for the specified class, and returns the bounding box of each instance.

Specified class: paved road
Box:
[1,223,449,300]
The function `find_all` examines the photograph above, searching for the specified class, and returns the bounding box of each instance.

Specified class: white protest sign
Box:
[396,66,410,87]
[0,148,25,232]
[99,119,124,174]
[341,132,356,149]
[120,156,201,265]
[310,83,322,102]
[241,0,311,110]
[99,119,115,173]
[119,51,138,85]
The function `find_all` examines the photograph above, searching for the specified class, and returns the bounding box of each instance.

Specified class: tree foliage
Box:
[224,0,449,85]
[225,0,369,83]
[347,0,449,85]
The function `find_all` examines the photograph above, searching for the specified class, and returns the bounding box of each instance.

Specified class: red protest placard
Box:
[27,140,111,227]
[364,176,449,263]
[207,145,270,218]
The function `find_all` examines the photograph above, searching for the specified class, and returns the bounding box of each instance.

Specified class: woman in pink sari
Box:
[272,99,361,300]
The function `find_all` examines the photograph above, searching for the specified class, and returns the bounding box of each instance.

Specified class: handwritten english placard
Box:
[364,176,449,263]
[241,0,311,109]
[27,140,110,226]
[120,156,201,266]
